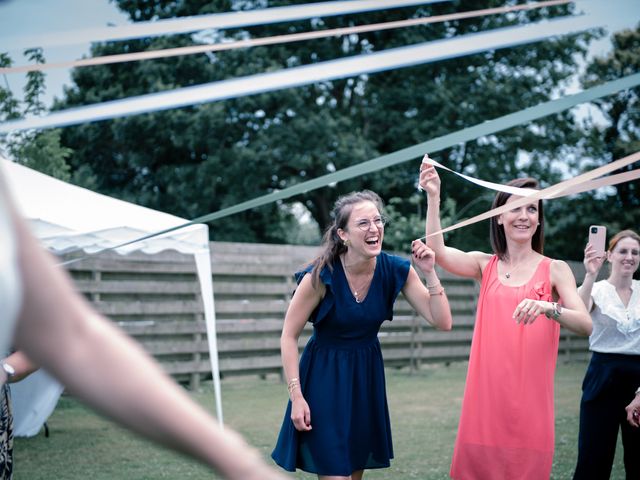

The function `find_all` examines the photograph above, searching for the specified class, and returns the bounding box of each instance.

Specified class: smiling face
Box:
[337,200,384,258]
[497,196,540,244]
[607,236,640,278]
[489,177,544,258]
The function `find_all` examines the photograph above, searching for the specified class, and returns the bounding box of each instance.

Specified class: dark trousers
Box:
[573,352,640,480]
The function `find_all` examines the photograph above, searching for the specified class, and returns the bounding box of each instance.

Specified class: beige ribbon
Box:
[422,150,640,239]
[0,0,572,75]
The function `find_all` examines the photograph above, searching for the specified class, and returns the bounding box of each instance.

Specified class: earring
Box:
[343,239,351,247]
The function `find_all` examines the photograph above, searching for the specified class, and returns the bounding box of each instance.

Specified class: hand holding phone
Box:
[588,225,607,257]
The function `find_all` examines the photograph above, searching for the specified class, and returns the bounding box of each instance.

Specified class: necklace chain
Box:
[341,256,375,303]
[503,257,529,279]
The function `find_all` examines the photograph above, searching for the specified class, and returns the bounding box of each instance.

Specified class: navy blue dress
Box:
[271,251,410,476]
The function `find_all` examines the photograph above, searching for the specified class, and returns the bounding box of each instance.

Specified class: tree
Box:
[56,0,598,247]
[0,50,73,180]
[543,23,640,261]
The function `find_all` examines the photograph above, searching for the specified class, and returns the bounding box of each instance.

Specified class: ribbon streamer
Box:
[546,169,640,197]
[188,72,640,225]
[1,0,571,74]
[421,156,537,196]
[3,0,450,50]
[423,151,640,239]
[52,72,640,260]
[0,14,598,134]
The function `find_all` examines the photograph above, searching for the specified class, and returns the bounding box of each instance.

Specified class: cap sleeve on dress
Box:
[294,263,334,326]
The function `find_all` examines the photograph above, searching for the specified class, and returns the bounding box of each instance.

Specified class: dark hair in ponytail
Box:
[309,190,384,287]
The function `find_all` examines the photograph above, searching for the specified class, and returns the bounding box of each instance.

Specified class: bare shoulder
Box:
[550,258,572,273]
[470,251,493,273]
[549,259,577,284]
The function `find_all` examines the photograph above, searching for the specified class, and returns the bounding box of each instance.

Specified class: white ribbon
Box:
[0,14,599,134]
[1,0,571,74]
[421,155,537,196]
[3,0,449,50]
[422,151,640,239]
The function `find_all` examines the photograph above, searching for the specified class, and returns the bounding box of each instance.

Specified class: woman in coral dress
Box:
[420,156,592,480]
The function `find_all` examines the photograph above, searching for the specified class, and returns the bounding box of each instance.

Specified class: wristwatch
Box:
[545,302,562,320]
[1,362,15,381]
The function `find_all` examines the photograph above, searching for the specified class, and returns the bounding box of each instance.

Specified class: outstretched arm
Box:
[6,189,286,480]
[420,156,490,280]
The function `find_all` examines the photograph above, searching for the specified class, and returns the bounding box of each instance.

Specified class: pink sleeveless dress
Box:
[450,255,559,480]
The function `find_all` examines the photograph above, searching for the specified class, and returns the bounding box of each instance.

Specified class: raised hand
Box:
[411,239,436,273]
[583,243,606,276]
[419,154,441,198]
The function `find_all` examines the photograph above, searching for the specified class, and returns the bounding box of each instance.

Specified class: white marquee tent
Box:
[0,157,223,434]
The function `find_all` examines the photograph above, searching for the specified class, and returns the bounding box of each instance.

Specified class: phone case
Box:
[588,225,607,254]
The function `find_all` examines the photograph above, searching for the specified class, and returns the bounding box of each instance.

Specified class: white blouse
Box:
[589,279,640,354]
[0,192,23,358]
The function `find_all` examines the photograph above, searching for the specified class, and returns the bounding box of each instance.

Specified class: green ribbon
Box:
[64,72,640,256]
[198,72,640,222]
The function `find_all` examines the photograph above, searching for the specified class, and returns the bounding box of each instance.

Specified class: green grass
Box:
[14,360,626,479]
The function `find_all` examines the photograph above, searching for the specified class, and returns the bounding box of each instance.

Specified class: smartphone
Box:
[588,225,607,256]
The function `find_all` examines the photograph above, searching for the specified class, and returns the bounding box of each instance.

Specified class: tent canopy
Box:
[1,157,207,254]
[0,157,223,430]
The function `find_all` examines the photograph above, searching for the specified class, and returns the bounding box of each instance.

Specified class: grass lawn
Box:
[14,360,626,479]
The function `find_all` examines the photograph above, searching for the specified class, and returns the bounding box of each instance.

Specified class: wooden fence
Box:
[64,242,590,388]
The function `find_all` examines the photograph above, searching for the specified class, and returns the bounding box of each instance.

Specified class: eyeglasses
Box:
[354,216,386,231]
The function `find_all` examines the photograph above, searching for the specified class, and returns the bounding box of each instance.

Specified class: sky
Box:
[0,0,130,106]
[0,0,638,108]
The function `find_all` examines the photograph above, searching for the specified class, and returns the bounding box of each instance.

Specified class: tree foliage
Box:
[544,23,640,260]
[0,50,73,180]
[55,0,601,251]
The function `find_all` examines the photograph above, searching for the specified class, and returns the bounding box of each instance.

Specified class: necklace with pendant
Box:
[341,256,375,303]
[503,257,528,279]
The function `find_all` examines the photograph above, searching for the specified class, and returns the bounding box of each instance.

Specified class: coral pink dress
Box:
[450,255,559,480]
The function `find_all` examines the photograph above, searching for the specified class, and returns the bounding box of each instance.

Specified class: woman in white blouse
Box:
[573,229,640,480]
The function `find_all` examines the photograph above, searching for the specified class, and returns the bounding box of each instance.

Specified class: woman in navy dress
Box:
[272,190,453,479]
